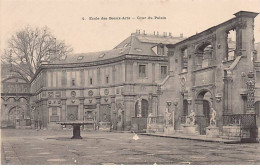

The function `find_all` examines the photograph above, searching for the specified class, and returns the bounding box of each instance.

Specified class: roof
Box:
[51,33,185,64]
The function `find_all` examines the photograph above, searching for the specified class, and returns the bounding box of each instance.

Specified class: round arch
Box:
[195,41,213,53]
[196,89,213,100]
[134,98,149,118]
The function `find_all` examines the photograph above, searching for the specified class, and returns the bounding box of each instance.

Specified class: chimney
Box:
[157,31,159,36]
[180,33,183,38]
[138,30,141,34]
[154,31,156,35]
[136,29,139,34]
[169,32,172,37]
[143,30,145,35]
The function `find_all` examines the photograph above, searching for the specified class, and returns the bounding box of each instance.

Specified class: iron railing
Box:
[223,114,256,128]
[223,114,257,142]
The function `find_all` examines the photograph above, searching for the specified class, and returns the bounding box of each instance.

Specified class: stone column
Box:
[96,96,101,124]
[111,95,116,129]
[173,99,179,130]
[223,72,233,114]
[152,95,158,116]
[41,99,48,128]
[124,95,135,131]
[61,98,67,122]
[148,93,153,116]
[79,97,85,120]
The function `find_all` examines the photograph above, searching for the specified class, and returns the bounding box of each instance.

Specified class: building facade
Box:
[158,11,259,141]
[1,64,31,128]
[1,11,260,141]
[29,32,184,130]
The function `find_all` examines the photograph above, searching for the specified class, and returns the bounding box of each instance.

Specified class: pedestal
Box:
[206,126,219,138]
[99,122,111,132]
[182,124,198,135]
[164,127,175,135]
[72,125,82,139]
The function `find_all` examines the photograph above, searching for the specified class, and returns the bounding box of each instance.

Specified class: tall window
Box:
[61,71,67,86]
[226,29,236,61]
[181,48,188,72]
[106,76,109,84]
[139,65,146,78]
[71,79,75,86]
[90,78,93,85]
[161,66,167,78]
[52,107,57,115]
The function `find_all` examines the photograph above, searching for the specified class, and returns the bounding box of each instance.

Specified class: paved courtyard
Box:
[1,129,260,165]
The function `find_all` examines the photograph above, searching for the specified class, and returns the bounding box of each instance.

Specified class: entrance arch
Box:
[135,99,149,118]
[195,90,213,134]
[141,99,148,118]
[8,106,24,127]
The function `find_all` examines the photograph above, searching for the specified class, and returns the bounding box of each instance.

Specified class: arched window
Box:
[181,47,188,72]
[196,43,213,68]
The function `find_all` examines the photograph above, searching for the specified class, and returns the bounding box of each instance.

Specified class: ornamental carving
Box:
[55,91,61,97]
[88,90,93,96]
[104,89,109,95]
[246,71,255,110]
[71,91,76,97]
[48,92,54,97]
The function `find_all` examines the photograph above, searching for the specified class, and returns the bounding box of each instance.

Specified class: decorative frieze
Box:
[246,71,255,113]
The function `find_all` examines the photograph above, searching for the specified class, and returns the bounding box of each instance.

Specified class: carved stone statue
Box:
[186,110,196,125]
[137,99,142,117]
[148,113,153,127]
[210,108,217,126]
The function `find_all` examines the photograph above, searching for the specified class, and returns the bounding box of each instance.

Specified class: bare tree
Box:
[1,26,73,82]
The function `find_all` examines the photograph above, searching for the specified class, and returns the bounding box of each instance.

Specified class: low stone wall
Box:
[146,123,164,133]
[98,122,111,132]
[180,124,199,135]
[206,126,219,138]
[47,122,63,130]
[222,125,241,140]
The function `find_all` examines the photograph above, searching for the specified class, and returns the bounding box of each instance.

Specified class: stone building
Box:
[1,64,31,128]
[158,11,259,141]
[29,31,184,130]
[1,11,260,142]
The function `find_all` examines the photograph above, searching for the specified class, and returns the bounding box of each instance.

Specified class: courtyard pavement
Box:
[1,129,260,165]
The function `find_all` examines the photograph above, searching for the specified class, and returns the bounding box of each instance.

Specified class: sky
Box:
[0,0,260,54]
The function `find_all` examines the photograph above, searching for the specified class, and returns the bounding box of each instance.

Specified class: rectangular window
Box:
[106,76,109,84]
[90,78,93,85]
[72,79,75,86]
[157,46,165,55]
[61,71,67,86]
[161,66,167,78]
[139,65,146,78]
[52,107,57,115]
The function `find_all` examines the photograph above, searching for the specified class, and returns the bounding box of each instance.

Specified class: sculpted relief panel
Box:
[194,70,214,86]
[2,83,30,93]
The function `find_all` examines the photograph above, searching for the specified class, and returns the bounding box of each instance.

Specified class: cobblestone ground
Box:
[1,129,260,165]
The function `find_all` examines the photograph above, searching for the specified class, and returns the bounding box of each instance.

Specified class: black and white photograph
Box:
[1,0,260,165]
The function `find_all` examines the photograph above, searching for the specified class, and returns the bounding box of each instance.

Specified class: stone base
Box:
[146,124,164,133]
[181,124,199,135]
[222,125,240,139]
[206,126,219,138]
[99,122,111,132]
[164,127,175,135]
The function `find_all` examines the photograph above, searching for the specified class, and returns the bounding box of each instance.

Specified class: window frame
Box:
[138,64,147,78]
[160,65,168,78]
